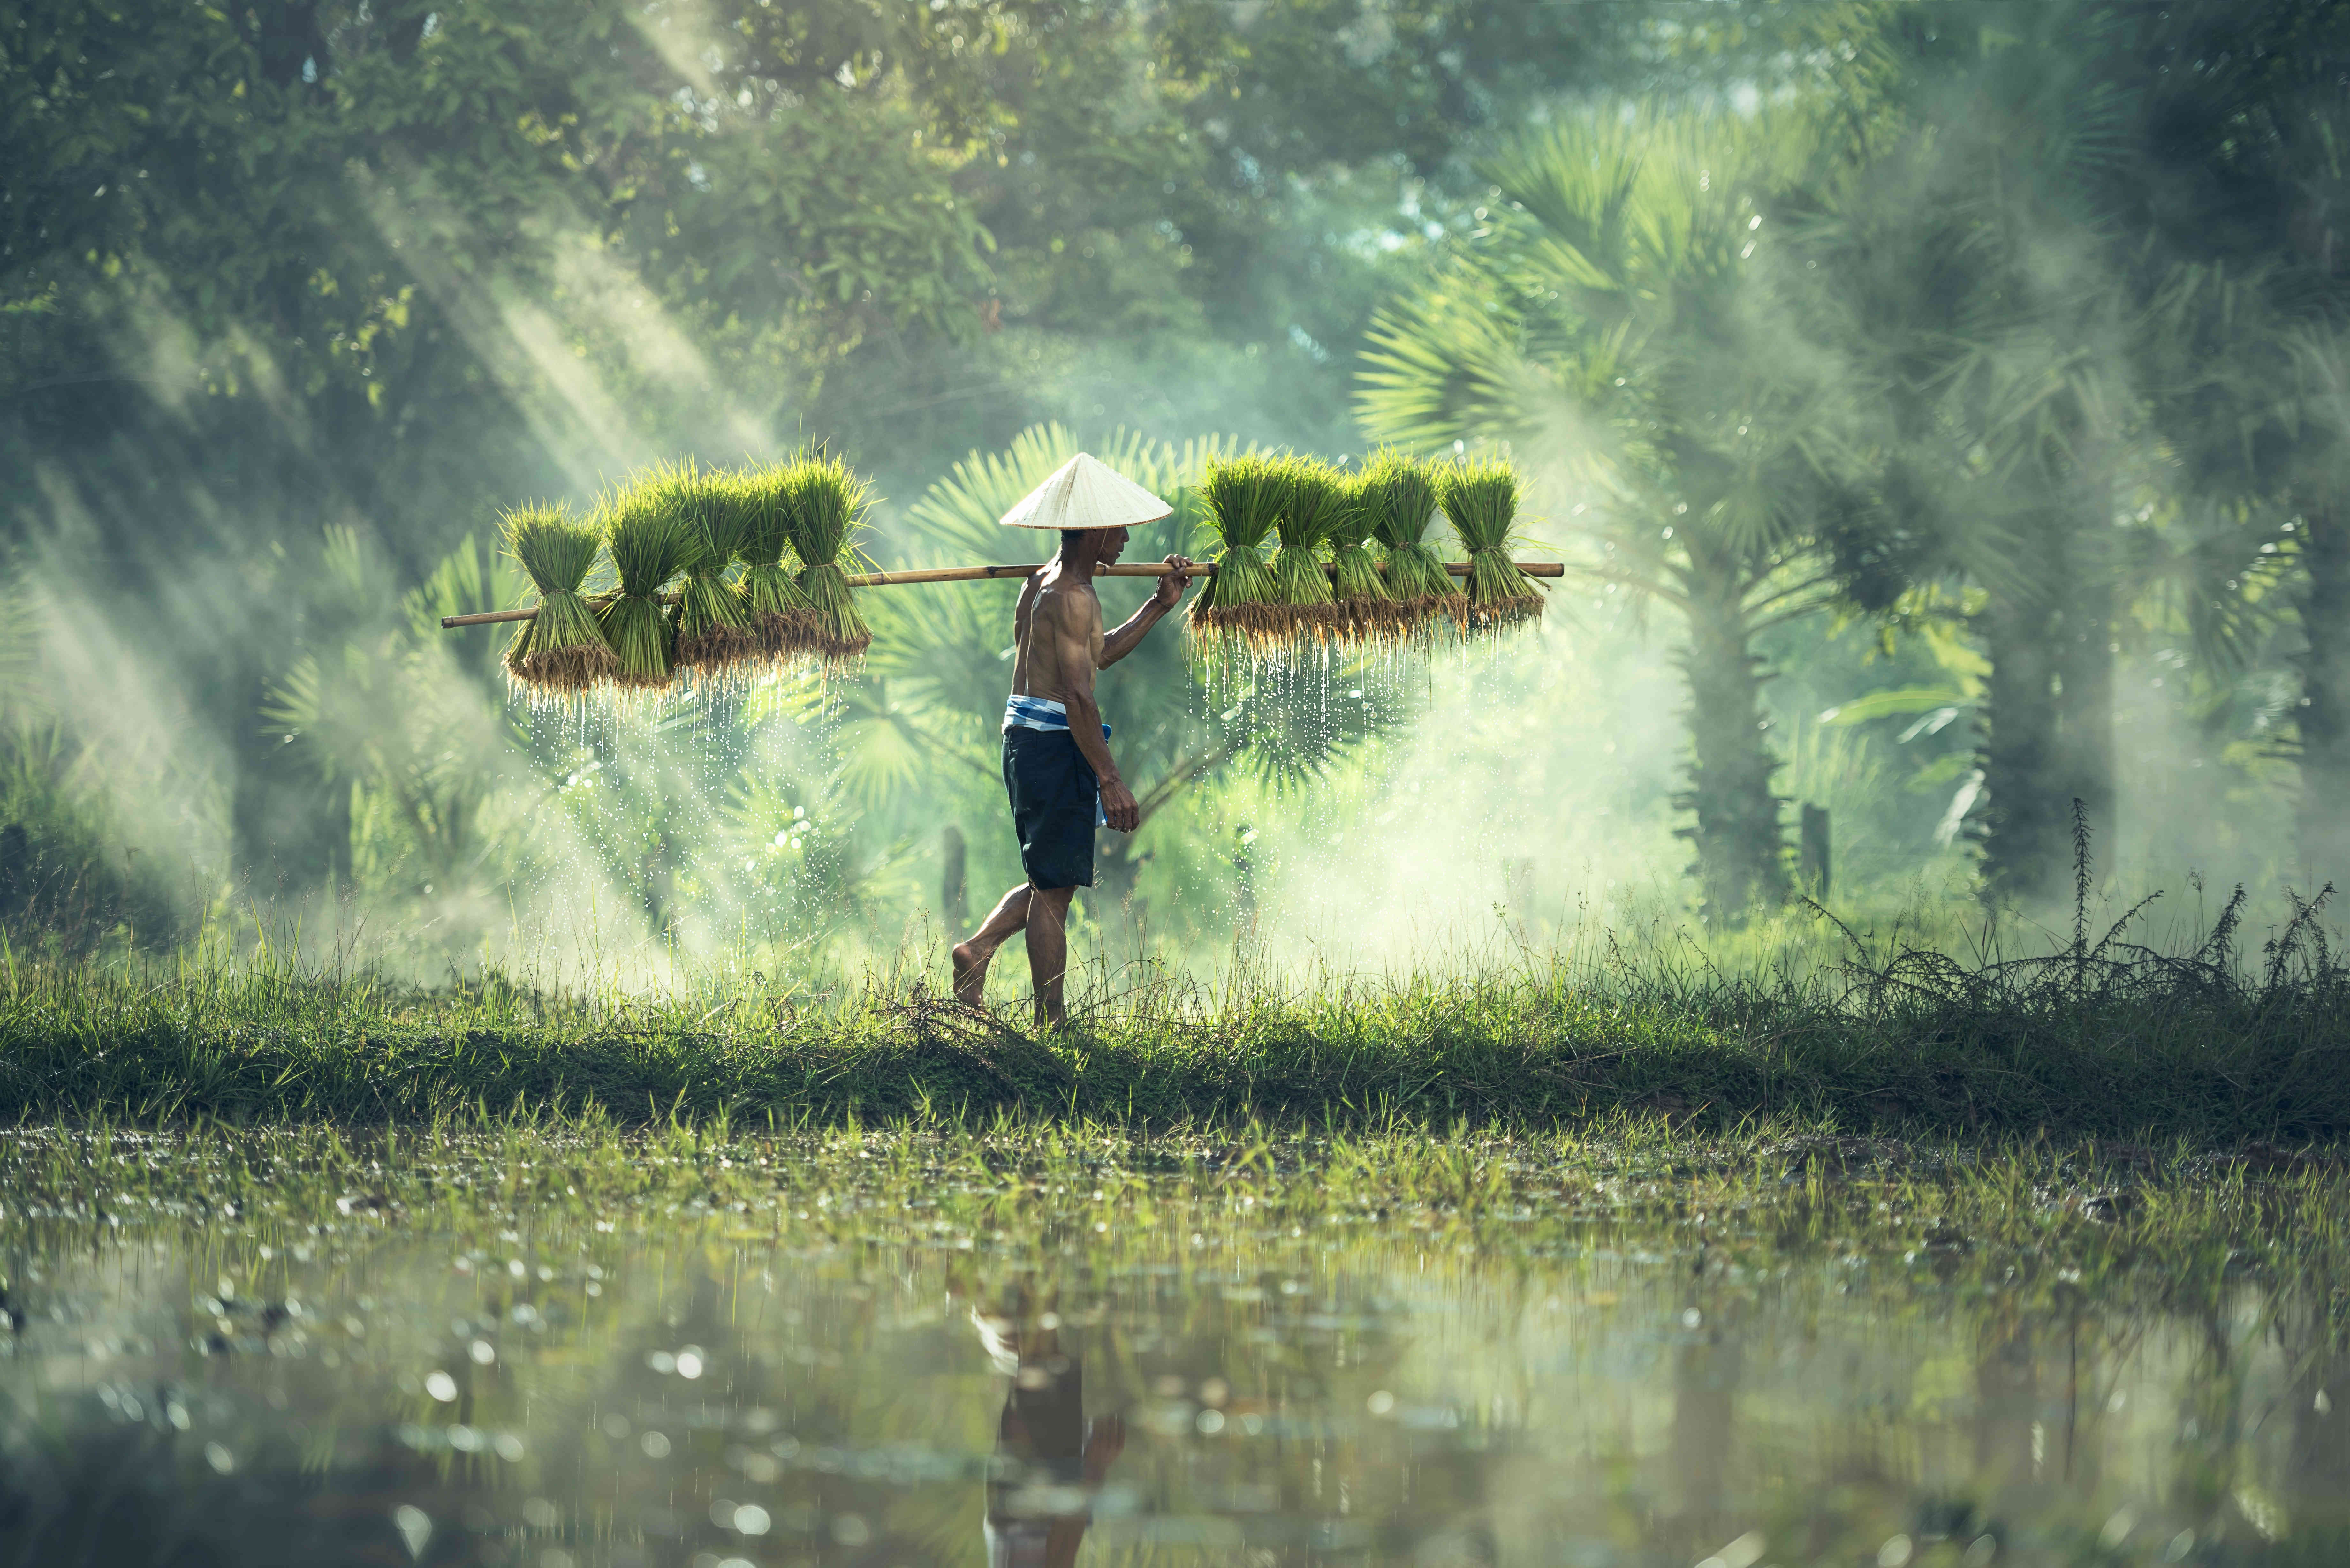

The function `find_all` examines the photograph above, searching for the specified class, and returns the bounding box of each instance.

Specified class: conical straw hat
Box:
[999,452,1173,530]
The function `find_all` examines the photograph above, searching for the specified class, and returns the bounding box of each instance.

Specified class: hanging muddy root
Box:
[673,621,771,694]
[749,607,824,668]
[814,628,875,666]
[1337,594,1414,645]
[1461,551,1545,635]
[1466,594,1546,633]
[1190,599,1302,656]
[504,640,620,705]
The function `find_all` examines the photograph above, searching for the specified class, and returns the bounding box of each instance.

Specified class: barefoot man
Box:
[951,453,1194,1026]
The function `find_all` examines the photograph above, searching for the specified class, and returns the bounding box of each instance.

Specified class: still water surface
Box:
[1,1142,2344,1567]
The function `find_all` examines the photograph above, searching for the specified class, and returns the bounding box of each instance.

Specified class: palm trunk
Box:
[1978,524,2068,903]
[2300,491,2350,880]
[1672,556,1788,924]
[2053,509,2116,852]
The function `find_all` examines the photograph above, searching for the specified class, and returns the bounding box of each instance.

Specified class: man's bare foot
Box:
[951,940,992,1006]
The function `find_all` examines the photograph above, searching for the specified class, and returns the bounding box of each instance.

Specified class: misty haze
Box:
[3,3,2348,1566]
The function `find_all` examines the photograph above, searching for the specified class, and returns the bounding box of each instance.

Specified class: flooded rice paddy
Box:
[0,1124,2344,1567]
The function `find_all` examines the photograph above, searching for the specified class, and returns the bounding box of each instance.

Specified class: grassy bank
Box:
[2,894,2345,1136]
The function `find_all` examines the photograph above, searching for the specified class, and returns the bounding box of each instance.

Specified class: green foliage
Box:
[0,726,179,956]
[9,0,2350,958]
[1362,107,1848,919]
[263,533,526,940]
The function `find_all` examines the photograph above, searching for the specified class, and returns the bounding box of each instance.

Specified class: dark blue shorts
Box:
[1003,727,1097,890]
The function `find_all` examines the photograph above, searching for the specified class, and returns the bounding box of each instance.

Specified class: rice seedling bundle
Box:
[1365,448,1462,637]
[1267,456,1344,640]
[785,451,874,663]
[732,457,819,666]
[1187,452,1285,651]
[499,500,616,702]
[1436,456,1545,631]
[665,460,760,685]
[1328,473,1400,642]
[596,467,698,691]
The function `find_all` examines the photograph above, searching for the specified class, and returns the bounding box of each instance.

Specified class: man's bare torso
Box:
[1010,566,1104,704]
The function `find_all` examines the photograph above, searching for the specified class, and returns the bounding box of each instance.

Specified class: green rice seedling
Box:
[1187,452,1285,652]
[499,500,616,703]
[732,457,819,668]
[784,450,874,664]
[1436,456,1544,631]
[1267,456,1343,641]
[1329,473,1401,643]
[595,465,697,692]
[664,460,758,687]
[1366,448,1463,638]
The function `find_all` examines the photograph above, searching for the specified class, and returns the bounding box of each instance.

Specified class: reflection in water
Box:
[2,1204,2348,1564]
[974,1289,1124,1568]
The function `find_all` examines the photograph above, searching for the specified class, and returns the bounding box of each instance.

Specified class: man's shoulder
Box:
[1035,578,1102,621]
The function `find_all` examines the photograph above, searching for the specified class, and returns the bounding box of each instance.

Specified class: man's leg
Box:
[952,885,1032,1006]
[1023,886,1078,1028]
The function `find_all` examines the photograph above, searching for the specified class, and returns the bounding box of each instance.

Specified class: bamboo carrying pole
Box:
[438,559,1566,629]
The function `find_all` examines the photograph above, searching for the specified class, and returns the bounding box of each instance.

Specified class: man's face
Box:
[1096,527,1130,565]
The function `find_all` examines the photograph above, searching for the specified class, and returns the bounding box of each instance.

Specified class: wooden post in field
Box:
[941,825,968,929]
[1800,804,1831,902]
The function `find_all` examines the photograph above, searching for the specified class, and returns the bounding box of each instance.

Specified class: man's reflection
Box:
[973,1297,1126,1568]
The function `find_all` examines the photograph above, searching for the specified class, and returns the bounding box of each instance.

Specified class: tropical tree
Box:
[261,531,535,950]
[1798,0,2350,898]
[1359,111,1852,921]
[2099,0,2350,882]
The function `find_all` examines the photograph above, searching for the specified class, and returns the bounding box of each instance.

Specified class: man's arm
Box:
[1049,592,1140,832]
[1098,555,1195,667]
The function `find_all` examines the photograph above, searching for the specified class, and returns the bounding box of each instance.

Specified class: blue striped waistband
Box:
[1004,695,1110,738]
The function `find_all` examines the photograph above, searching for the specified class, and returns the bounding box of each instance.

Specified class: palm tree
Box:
[2282,329,2350,879]
[2111,0,2350,882]
[1358,111,1850,922]
[262,531,527,941]
[1784,7,2172,905]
